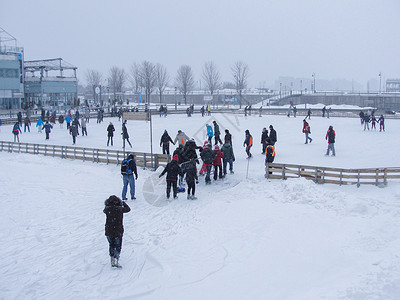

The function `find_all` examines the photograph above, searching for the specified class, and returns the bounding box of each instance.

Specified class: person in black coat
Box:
[182,159,198,200]
[103,195,131,268]
[159,154,183,199]
[160,130,175,154]
[182,138,201,163]
[268,125,277,145]
[200,143,216,184]
[122,120,132,148]
[213,121,223,145]
[261,127,269,154]
[224,129,232,144]
[107,122,115,146]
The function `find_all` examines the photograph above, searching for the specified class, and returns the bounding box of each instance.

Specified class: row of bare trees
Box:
[85,61,249,107]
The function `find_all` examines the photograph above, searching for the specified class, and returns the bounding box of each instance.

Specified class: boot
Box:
[114,258,122,268]
[110,257,115,267]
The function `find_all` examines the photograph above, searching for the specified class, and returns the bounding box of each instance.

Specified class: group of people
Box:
[359,110,385,131]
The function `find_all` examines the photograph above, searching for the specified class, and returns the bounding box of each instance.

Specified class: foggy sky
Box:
[1,0,399,89]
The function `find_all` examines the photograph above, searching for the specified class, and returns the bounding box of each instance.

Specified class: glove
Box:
[159,174,162,178]
[136,175,138,180]
[196,180,199,184]
[233,158,235,162]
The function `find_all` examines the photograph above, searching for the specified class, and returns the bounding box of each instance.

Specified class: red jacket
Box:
[302,122,311,134]
[213,150,224,166]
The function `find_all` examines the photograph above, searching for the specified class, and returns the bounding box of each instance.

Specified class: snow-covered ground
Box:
[1,112,400,299]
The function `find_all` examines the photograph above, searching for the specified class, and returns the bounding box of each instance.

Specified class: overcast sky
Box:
[1,0,399,88]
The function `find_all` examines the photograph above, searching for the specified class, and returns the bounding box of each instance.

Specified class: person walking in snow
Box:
[378,115,385,132]
[213,145,224,180]
[213,121,223,145]
[70,118,80,145]
[121,153,138,200]
[302,119,312,144]
[173,130,190,146]
[159,154,182,200]
[363,114,370,131]
[81,117,87,136]
[224,129,232,145]
[268,125,277,145]
[221,141,235,175]
[23,116,31,132]
[206,124,214,147]
[160,130,175,155]
[243,129,253,158]
[306,108,312,120]
[122,120,132,148]
[42,121,53,140]
[36,117,44,133]
[65,115,72,130]
[371,115,377,130]
[325,125,336,156]
[107,122,115,146]
[183,159,198,200]
[200,142,215,185]
[58,115,64,128]
[12,122,21,142]
[103,195,131,268]
[261,127,269,154]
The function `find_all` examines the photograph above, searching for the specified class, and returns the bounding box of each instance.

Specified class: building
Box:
[24,58,78,109]
[0,27,24,109]
[386,79,400,93]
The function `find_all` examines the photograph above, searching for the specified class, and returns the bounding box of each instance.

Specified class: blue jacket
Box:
[65,116,72,124]
[36,118,44,127]
[206,124,213,137]
[43,123,53,133]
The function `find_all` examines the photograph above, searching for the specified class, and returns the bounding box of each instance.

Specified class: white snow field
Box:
[1,111,400,300]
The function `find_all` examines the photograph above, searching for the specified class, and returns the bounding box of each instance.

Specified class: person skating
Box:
[221,141,235,175]
[65,115,72,130]
[173,130,189,146]
[302,119,312,144]
[81,117,87,136]
[224,129,232,144]
[182,138,201,163]
[58,115,64,128]
[159,154,182,200]
[121,153,138,200]
[17,111,22,127]
[42,121,53,140]
[183,159,199,200]
[306,108,312,120]
[122,120,132,148]
[261,127,268,154]
[371,115,377,130]
[107,122,115,146]
[363,114,370,131]
[268,125,277,145]
[206,124,214,147]
[265,138,276,164]
[325,125,336,156]
[200,142,215,185]
[70,118,80,145]
[213,121,223,145]
[103,195,131,268]
[23,116,31,132]
[378,115,385,132]
[160,130,175,155]
[12,122,21,142]
[243,129,253,158]
[36,117,44,133]
[213,145,224,180]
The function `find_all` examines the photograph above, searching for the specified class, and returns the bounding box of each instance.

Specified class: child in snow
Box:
[221,141,235,175]
[103,195,131,268]
[159,154,183,200]
[325,125,336,156]
[12,122,21,142]
[302,119,312,144]
[36,117,44,133]
[200,142,215,185]
[213,145,224,180]
[243,129,253,158]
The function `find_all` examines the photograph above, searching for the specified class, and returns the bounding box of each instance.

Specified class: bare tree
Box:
[108,66,126,105]
[129,62,142,94]
[155,63,169,103]
[85,70,102,104]
[202,61,221,98]
[138,61,156,104]
[176,65,195,105]
[231,61,249,108]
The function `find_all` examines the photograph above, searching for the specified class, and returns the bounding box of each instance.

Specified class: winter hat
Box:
[203,141,208,146]
[214,145,220,150]
[173,154,179,161]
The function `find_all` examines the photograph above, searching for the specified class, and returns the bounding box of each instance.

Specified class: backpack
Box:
[121,158,133,175]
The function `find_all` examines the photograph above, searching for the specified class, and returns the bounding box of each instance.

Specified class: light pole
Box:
[174,87,177,111]
[279,83,282,99]
[312,73,316,93]
[300,79,303,95]
[379,72,382,94]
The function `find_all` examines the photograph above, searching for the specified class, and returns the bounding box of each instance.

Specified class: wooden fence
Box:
[0,141,170,169]
[265,162,400,187]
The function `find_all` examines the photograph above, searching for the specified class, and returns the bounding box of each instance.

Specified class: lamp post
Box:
[300,79,303,95]
[379,72,382,94]
[279,83,282,99]
[174,87,177,111]
[312,73,316,93]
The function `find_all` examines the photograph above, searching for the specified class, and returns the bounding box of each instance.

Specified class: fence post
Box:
[314,168,318,183]
[1,141,3,151]
[106,150,109,165]
[83,148,85,162]
[143,153,146,169]
[384,168,387,186]
[61,146,64,159]
[96,149,99,163]
[52,145,55,157]
[45,145,47,156]
[18,143,21,153]
[375,169,379,186]
[92,149,95,162]
[298,166,301,177]
[357,169,360,188]
[117,151,120,165]
[340,169,343,186]
[322,168,325,184]
[281,164,285,179]
[154,154,158,169]
[26,143,28,153]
